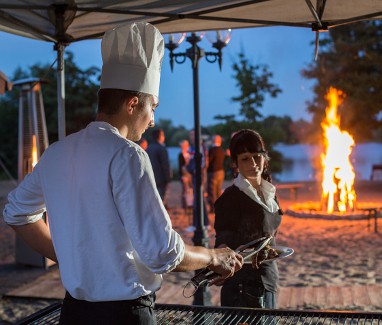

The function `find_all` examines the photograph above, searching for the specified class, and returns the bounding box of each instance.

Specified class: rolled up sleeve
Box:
[3,170,45,226]
[111,146,185,274]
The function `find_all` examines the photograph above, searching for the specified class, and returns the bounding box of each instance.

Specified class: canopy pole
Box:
[305,0,323,27]
[53,4,69,140]
[305,0,328,61]
[55,42,66,140]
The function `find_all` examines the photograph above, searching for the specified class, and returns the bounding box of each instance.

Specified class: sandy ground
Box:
[0,179,382,323]
[275,180,382,288]
[166,180,382,288]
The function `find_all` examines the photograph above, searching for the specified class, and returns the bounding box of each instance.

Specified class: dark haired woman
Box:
[214,129,283,309]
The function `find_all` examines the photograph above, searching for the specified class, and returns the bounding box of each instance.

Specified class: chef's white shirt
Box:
[3,122,185,301]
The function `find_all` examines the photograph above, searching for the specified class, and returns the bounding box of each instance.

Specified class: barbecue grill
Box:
[17,303,382,324]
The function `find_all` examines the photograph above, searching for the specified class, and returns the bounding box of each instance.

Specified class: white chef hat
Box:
[100,22,164,97]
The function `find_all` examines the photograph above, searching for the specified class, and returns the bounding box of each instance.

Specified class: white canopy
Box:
[1,1,382,43]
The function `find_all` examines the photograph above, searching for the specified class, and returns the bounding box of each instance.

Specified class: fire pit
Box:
[285,88,381,231]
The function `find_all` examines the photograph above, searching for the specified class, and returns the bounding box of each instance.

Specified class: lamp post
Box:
[165,30,231,306]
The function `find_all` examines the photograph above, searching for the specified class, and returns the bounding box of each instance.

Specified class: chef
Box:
[3,22,243,324]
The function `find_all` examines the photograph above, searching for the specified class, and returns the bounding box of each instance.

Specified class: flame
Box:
[33,82,40,92]
[32,134,38,169]
[321,87,356,213]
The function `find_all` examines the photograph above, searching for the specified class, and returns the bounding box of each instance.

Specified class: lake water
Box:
[167,143,382,182]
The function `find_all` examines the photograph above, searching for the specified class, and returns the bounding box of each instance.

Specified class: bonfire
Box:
[286,87,377,219]
[320,87,356,213]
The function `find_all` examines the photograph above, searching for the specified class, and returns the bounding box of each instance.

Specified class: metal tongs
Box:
[183,235,273,298]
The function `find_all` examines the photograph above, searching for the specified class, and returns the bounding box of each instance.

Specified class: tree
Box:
[208,116,289,175]
[0,51,100,178]
[146,119,190,147]
[289,118,315,144]
[0,95,18,180]
[60,52,100,137]
[208,53,287,175]
[302,21,382,142]
[231,52,282,124]
[28,51,100,142]
[260,115,297,145]
[210,54,286,174]
[209,116,249,148]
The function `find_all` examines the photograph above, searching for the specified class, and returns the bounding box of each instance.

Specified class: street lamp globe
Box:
[205,29,232,49]
[164,32,186,51]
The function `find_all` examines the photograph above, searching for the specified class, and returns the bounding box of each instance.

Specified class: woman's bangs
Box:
[235,134,263,155]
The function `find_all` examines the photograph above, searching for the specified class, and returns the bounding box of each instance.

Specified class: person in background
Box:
[214,129,283,310]
[3,22,243,324]
[207,134,226,213]
[147,128,171,205]
[186,129,209,232]
[137,137,148,150]
[178,139,193,210]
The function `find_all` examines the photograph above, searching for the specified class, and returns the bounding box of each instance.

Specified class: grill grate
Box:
[17,303,382,325]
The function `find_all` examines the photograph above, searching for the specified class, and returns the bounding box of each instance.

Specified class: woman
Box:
[214,129,283,309]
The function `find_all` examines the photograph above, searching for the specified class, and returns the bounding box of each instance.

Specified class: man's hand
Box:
[207,247,243,286]
[174,244,243,278]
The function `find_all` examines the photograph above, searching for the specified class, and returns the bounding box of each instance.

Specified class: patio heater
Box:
[165,30,231,305]
[13,78,53,268]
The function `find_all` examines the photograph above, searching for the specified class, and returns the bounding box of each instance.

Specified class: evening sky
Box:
[1,26,317,128]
